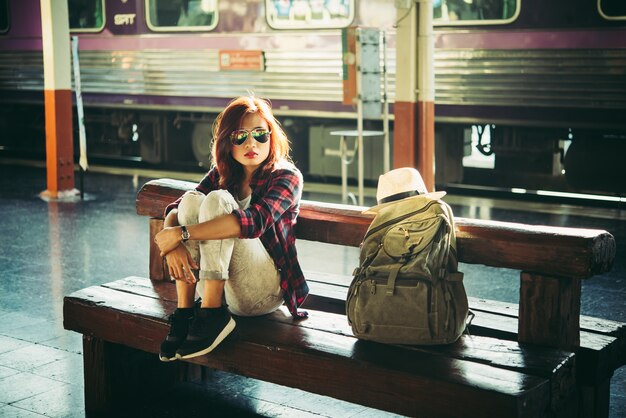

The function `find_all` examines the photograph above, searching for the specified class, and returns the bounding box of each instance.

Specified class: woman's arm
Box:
[158,169,223,282]
[155,213,241,257]
[158,208,197,283]
[157,209,241,283]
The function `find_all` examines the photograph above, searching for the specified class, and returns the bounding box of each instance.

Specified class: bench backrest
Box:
[136,178,616,350]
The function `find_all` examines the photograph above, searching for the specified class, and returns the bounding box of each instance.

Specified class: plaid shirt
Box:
[165,161,309,318]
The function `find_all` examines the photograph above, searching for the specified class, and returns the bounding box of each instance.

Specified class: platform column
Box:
[40,0,76,199]
[394,0,435,191]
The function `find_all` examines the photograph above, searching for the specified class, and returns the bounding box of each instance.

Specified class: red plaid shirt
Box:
[165,161,309,318]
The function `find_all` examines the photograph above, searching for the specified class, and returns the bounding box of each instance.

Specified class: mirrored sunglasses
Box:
[229,128,271,146]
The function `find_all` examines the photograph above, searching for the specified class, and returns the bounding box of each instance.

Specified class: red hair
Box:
[211,96,291,190]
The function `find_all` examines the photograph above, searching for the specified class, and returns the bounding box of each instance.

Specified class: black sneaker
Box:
[159,308,194,362]
[175,306,236,360]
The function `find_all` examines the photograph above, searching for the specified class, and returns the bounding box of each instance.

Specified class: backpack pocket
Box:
[348,277,434,344]
[381,218,440,260]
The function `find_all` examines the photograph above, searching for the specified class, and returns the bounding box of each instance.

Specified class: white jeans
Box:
[177,189,283,317]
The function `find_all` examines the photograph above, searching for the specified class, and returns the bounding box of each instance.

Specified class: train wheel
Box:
[192,122,212,168]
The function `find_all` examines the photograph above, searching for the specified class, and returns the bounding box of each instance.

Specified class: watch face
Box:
[182,226,190,241]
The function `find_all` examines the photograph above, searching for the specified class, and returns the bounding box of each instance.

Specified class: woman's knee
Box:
[177,191,204,225]
[199,190,238,222]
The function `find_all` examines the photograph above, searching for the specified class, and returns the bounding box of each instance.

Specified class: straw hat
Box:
[363,167,446,214]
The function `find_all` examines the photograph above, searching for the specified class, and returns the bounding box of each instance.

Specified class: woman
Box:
[154,96,308,362]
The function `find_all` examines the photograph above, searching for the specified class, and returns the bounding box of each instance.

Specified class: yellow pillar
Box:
[393,0,436,191]
[40,0,77,199]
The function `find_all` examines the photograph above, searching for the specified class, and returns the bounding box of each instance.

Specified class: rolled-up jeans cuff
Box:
[199,270,228,280]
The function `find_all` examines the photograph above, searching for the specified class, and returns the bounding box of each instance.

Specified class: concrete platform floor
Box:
[0,163,624,417]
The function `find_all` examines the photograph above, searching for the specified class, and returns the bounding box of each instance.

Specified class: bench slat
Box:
[103,277,574,381]
[304,271,626,342]
[303,273,622,386]
[65,277,564,417]
[98,276,576,381]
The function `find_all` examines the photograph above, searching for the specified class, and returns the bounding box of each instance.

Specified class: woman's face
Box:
[230,112,271,174]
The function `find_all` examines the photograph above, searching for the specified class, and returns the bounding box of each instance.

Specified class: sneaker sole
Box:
[177,317,236,360]
[159,354,177,362]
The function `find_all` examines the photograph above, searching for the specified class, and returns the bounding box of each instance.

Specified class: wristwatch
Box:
[180,225,190,242]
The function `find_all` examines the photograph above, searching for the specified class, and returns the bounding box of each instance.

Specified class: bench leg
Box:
[518,272,581,350]
[82,335,181,415]
[82,335,113,413]
[579,378,610,418]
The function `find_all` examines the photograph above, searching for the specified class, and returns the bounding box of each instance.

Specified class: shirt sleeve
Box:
[163,169,220,217]
[232,168,302,239]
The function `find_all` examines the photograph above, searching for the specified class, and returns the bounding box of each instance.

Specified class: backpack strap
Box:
[446,242,464,282]
[353,243,384,278]
[385,264,402,296]
[447,271,464,281]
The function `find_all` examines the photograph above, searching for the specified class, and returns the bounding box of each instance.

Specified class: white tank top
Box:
[236,194,251,210]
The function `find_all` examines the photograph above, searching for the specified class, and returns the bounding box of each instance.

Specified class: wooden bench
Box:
[63,178,624,417]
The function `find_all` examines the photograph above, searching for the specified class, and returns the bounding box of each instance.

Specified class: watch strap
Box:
[181,225,190,242]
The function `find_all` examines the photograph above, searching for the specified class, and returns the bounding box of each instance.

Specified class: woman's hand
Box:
[165,245,199,284]
[155,226,183,257]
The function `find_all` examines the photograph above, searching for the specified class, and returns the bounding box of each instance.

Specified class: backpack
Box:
[346,195,469,345]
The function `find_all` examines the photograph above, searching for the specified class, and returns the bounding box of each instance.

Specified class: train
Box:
[1,0,625,195]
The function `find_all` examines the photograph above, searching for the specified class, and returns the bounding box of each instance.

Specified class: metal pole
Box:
[341,135,348,204]
[71,36,88,200]
[381,30,390,174]
[356,28,365,206]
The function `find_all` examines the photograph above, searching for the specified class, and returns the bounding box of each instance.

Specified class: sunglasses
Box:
[229,128,271,146]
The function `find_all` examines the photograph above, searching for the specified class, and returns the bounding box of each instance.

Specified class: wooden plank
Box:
[149,218,166,281]
[102,275,178,302]
[579,378,611,418]
[264,302,576,415]
[82,335,182,415]
[136,179,616,279]
[469,311,619,385]
[75,278,574,383]
[82,335,110,413]
[297,201,373,247]
[305,270,626,356]
[135,178,195,217]
[82,278,577,415]
[302,274,621,384]
[519,272,581,350]
[454,218,615,279]
[64,281,552,417]
[466,297,626,362]
[105,275,574,384]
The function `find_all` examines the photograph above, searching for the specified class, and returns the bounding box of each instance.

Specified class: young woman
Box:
[154,96,308,362]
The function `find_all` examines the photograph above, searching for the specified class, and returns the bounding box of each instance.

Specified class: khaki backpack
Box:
[346,195,469,345]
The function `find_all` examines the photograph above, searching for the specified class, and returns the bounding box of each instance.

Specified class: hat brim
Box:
[362,191,447,214]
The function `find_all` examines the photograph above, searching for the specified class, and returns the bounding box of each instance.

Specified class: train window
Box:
[146,0,218,31]
[0,0,8,34]
[266,0,355,29]
[433,0,519,25]
[599,0,626,20]
[68,0,105,32]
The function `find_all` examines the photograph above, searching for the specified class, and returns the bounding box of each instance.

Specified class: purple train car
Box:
[0,0,625,194]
